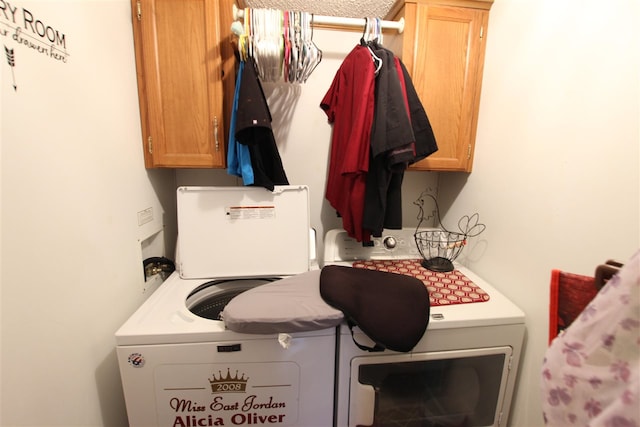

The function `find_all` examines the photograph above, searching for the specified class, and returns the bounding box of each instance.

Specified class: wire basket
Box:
[413,191,485,272]
[414,230,468,272]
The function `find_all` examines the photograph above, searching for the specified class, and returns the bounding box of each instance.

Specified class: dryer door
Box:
[349,346,513,427]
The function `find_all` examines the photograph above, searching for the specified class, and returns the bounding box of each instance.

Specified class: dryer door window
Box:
[349,346,513,427]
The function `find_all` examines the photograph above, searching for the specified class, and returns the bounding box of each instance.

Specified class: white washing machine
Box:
[323,228,526,427]
[116,186,337,427]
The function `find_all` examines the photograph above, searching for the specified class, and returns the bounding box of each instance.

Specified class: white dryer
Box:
[323,228,526,427]
[116,186,337,427]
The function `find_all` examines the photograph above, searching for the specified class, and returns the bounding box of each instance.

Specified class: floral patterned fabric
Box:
[541,250,640,426]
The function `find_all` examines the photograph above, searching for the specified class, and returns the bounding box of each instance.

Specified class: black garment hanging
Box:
[235,58,289,191]
[363,44,414,236]
[362,42,438,237]
[399,59,438,164]
[369,44,416,162]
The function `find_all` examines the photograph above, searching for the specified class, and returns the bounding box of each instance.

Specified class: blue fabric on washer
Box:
[226,61,255,185]
[222,269,344,334]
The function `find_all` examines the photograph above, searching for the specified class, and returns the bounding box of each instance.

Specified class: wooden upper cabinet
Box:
[387,0,492,172]
[131,0,232,168]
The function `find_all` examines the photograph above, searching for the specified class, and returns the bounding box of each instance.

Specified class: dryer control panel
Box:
[324,228,438,262]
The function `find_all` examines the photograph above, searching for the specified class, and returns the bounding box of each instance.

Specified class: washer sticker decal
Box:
[156,362,300,426]
[127,353,145,368]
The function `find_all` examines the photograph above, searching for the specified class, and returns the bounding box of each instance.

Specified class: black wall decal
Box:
[1,0,70,89]
[4,44,16,90]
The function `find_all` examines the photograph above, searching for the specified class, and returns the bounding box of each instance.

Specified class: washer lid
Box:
[177,185,311,279]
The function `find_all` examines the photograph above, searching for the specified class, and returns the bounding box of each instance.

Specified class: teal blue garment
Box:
[227,61,254,185]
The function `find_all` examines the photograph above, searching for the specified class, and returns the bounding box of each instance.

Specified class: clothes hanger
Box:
[282,11,290,82]
[308,14,323,80]
[239,8,251,62]
[375,17,383,46]
[361,18,383,74]
[250,8,283,82]
[360,18,368,46]
[291,11,301,82]
[298,13,322,83]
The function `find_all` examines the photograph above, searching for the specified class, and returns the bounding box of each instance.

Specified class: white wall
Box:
[1,1,176,426]
[438,0,640,425]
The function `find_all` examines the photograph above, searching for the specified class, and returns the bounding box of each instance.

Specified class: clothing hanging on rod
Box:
[229,56,289,191]
[227,60,255,186]
[320,38,438,243]
[320,43,377,242]
[233,8,321,83]
[230,5,404,83]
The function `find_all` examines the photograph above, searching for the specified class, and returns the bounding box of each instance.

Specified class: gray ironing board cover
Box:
[222,269,344,334]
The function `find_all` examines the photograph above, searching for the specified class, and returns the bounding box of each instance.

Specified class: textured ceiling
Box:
[242,0,397,19]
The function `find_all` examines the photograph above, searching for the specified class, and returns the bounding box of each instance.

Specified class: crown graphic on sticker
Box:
[209,368,249,393]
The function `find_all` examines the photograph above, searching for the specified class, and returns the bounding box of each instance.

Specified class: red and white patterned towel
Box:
[352,259,490,306]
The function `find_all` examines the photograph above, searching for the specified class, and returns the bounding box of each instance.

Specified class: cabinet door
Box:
[398,3,489,172]
[132,0,226,168]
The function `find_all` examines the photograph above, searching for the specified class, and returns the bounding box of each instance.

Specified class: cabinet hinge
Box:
[213,116,219,151]
[480,26,484,39]
[136,0,142,21]
[147,135,153,154]
[467,143,472,160]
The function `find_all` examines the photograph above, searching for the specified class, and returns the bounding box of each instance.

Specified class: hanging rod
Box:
[232,5,404,34]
